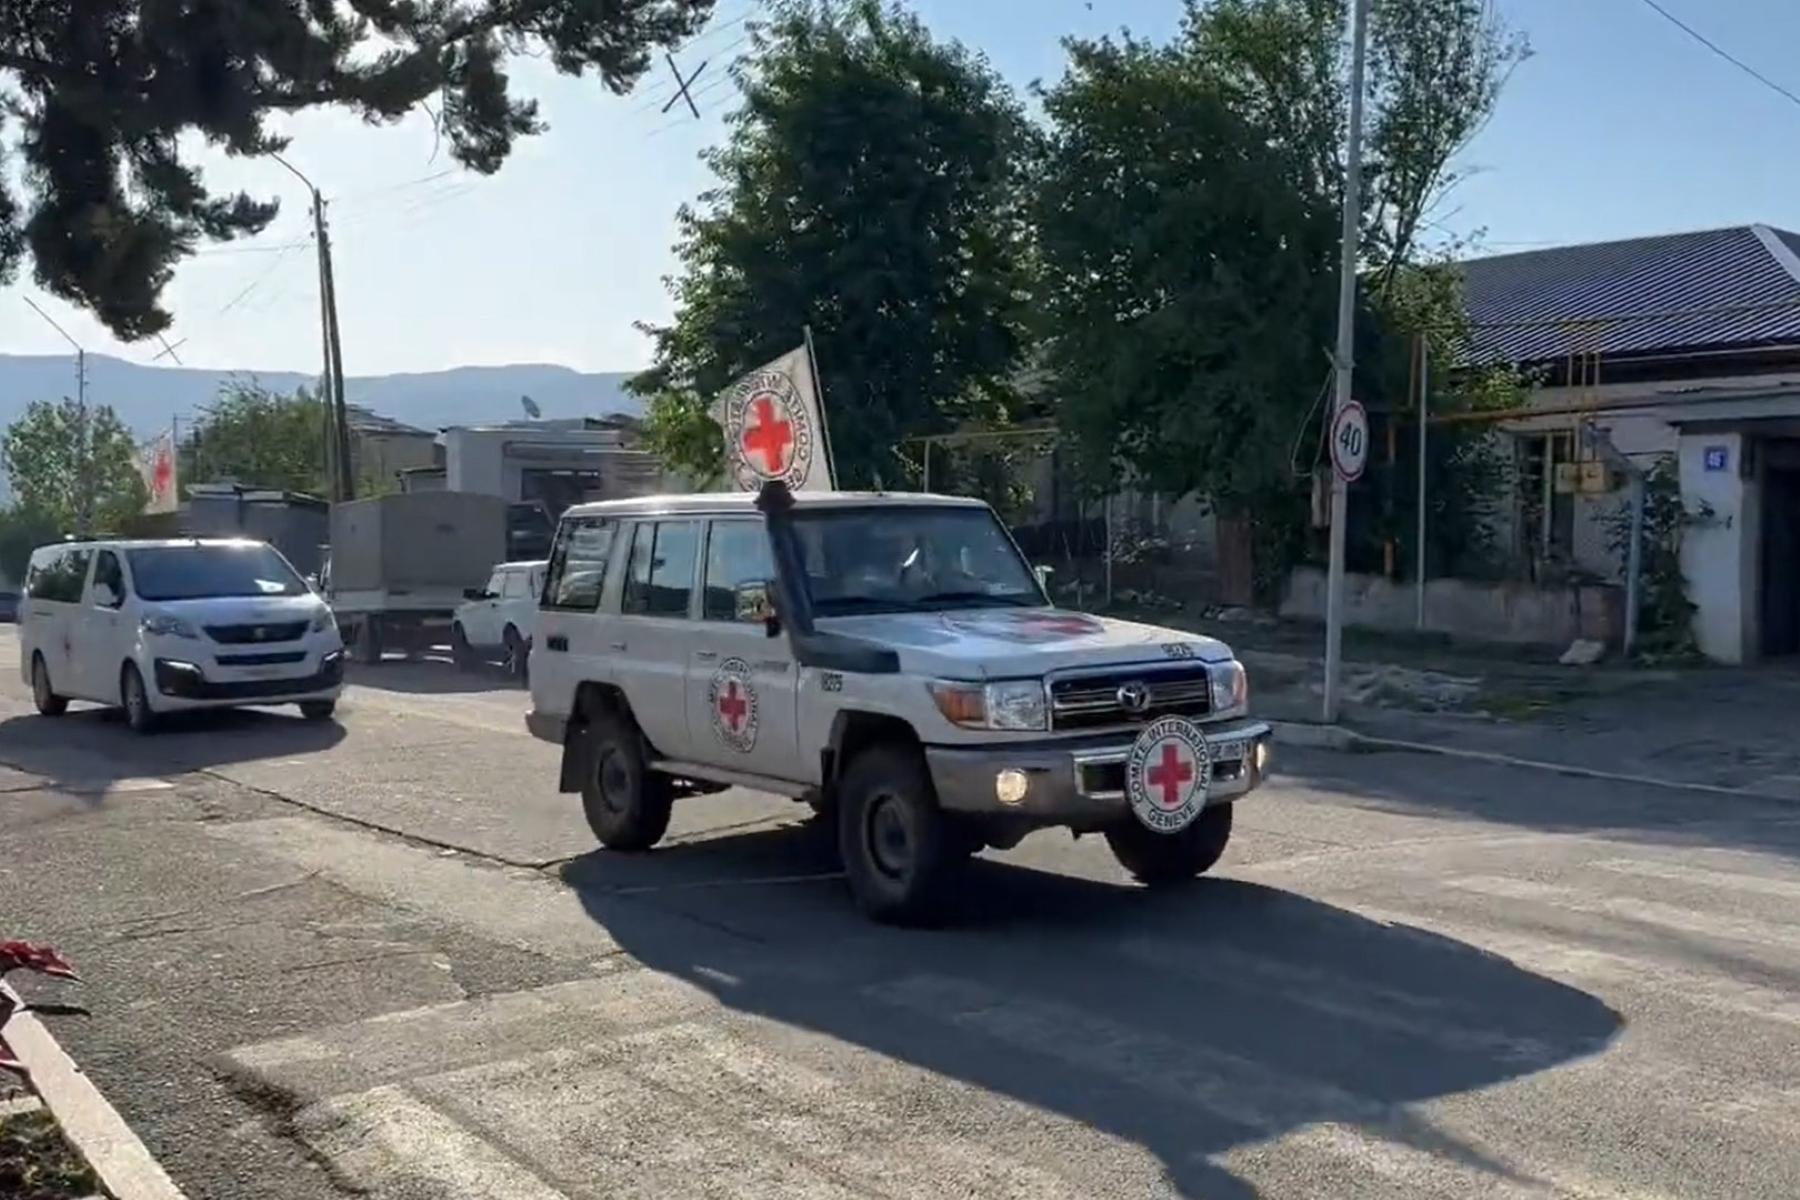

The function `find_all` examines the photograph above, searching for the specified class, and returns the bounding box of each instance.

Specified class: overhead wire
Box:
[1633,0,1800,112]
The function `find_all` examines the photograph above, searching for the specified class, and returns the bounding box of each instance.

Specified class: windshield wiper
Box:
[914,590,1038,608]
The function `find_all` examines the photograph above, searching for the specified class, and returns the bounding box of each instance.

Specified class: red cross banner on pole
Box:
[139,428,179,515]
[711,343,838,492]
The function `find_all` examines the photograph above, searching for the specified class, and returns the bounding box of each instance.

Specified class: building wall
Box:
[354,432,439,492]
[1679,431,1757,663]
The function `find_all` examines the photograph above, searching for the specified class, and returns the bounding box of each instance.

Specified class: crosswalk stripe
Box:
[1590,857,1800,901]
[302,1084,572,1199]
[1444,875,1800,950]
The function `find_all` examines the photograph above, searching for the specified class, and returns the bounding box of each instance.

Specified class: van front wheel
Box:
[30,654,67,717]
[120,663,158,734]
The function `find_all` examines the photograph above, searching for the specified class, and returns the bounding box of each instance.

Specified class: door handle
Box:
[607,641,628,652]
[694,650,719,663]
[545,634,569,653]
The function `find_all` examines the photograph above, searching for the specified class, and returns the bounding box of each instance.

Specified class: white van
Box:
[20,538,346,732]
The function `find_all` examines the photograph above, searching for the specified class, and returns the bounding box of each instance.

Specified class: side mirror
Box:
[735,580,780,636]
[1034,565,1055,592]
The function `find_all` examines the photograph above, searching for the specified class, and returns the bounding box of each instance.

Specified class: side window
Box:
[61,550,94,604]
[23,551,60,601]
[483,570,506,597]
[543,518,615,611]
[703,521,776,622]
[92,551,125,608]
[623,521,699,618]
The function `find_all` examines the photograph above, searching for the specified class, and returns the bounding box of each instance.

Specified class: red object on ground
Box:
[0,942,79,982]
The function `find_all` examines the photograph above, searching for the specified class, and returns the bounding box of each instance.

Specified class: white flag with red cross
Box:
[139,429,179,514]
[710,344,836,492]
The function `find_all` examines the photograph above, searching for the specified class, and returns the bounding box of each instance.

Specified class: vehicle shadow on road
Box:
[343,656,526,696]
[561,825,1622,1198]
[0,707,348,798]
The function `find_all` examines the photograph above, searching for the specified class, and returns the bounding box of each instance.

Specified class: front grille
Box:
[1050,664,1212,731]
[216,652,307,667]
[205,621,308,645]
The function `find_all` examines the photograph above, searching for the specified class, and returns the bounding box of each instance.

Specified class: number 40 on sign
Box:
[1331,400,1369,483]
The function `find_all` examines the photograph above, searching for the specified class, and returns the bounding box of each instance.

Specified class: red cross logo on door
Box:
[740,393,795,476]
[1146,741,1194,809]
[709,659,759,752]
[717,680,748,732]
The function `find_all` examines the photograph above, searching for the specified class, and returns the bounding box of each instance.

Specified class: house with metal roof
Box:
[1461,224,1800,663]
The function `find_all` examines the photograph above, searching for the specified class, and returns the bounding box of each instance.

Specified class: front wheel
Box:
[1105,803,1234,886]
[30,654,67,717]
[120,663,158,734]
[299,700,338,722]
[450,624,476,671]
[353,616,383,665]
[838,745,963,925]
[503,626,529,683]
[579,716,673,851]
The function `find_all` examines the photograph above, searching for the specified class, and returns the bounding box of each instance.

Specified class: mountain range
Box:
[0,353,642,439]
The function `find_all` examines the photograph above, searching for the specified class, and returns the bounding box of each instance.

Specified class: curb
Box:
[1,982,189,1200]
[1271,722,1800,804]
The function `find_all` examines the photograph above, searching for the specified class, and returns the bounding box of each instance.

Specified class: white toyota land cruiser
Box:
[526,483,1272,923]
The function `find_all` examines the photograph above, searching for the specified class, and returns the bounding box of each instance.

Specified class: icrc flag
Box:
[139,430,179,514]
[711,345,836,492]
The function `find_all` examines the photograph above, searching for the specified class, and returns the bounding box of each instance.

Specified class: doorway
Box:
[1760,442,1800,657]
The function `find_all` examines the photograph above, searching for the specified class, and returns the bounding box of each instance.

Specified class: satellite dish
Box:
[520,394,541,419]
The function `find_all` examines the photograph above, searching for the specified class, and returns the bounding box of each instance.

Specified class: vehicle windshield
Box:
[793,505,1043,617]
[127,544,310,602]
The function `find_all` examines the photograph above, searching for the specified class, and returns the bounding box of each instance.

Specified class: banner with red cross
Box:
[710,344,836,492]
[138,428,179,514]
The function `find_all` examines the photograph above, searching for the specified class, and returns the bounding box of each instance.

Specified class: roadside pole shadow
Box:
[561,825,1623,1198]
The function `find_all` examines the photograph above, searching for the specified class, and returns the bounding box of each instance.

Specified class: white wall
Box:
[1678,431,1756,663]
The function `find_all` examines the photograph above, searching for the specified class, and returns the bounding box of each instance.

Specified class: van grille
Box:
[205,621,308,645]
[1049,664,1212,731]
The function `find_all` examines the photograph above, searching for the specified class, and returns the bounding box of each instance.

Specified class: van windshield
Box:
[127,544,309,601]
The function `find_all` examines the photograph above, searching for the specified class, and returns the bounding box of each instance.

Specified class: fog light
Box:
[995,769,1030,806]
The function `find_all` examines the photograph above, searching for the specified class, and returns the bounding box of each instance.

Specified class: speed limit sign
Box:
[1331,401,1369,482]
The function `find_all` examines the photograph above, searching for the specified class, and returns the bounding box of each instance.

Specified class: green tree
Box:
[0,0,717,340]
[634,0,1037,488]
[0,505,59,587]
[186,381,329,495]
[1,399,147,535]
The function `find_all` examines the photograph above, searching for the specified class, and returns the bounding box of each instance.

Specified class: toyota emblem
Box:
[1116,681,1151,713]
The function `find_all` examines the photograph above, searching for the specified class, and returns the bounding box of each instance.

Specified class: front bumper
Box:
[152,651,345,703]
[925,718,1272,829]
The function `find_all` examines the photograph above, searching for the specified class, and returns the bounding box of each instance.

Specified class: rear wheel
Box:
[30,654,67,717]
[120,663,158,734]
[579,715,673,851]
[503,626,529,683]
[838,745,963,925]
[450,623,476,671]
[353,616,383,665]
[1105,804,1233,885]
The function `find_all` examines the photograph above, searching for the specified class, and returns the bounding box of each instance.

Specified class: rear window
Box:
[127,544,307,602]
[25,548,90,604]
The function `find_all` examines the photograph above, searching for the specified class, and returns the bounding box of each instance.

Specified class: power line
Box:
[1634,0,1800,112]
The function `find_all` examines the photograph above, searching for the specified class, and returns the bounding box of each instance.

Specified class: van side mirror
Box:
[1033,564,1055,592]
[735,580,781,636]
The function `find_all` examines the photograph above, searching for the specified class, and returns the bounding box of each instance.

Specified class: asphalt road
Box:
[2,628,1799,1199]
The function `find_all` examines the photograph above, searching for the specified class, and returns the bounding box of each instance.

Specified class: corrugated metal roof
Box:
[1461,225,1800,365]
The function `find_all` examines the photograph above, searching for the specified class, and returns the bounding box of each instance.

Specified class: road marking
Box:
[1590,857,1800,901]
[300,1085,571,1200]
[1444,875,1800,951]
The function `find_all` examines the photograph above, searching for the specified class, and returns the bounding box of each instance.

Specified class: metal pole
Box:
[1103,492,1114,608]
[802,324,839,489]
[317,198,353,501]
[1416,334,1428,629]
[1539,433,1555,556]
[1623,472,1645,658]
[1322,0,1371,724]
[921,438,931,493]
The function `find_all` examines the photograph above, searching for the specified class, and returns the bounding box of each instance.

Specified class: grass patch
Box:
[0,1107,103,1200]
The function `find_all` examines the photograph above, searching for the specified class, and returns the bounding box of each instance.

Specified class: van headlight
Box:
[929,680,1048,731]
[1210,660,1248,717]
[141,612,198,639]
[310,606,336,634]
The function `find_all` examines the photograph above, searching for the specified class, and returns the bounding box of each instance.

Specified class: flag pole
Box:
[802,324,839,489]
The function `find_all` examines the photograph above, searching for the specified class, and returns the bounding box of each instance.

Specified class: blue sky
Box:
[3,0,1799,376]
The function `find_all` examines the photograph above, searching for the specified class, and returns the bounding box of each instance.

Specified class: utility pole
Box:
[21,297,94,532]
[273,153,354,502]
[1322,0,1372,724]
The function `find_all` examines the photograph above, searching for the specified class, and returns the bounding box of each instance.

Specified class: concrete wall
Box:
[1281,566,1623,647]
[1679,431,1758,663]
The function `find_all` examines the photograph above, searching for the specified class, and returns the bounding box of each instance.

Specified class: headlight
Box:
[1210,660,1248,716]
[310,606,336,634]
[928,680,1047,731]
[140,612,198,639]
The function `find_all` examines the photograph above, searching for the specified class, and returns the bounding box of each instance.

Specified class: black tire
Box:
[578,715,673,851]
[1106,804,1234,886]
[837,744,961,925]
[503,626,529,683]
[450,623,476,671]
[30,653,67,717]
[120,662,158,734]
[299,700,337,722]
